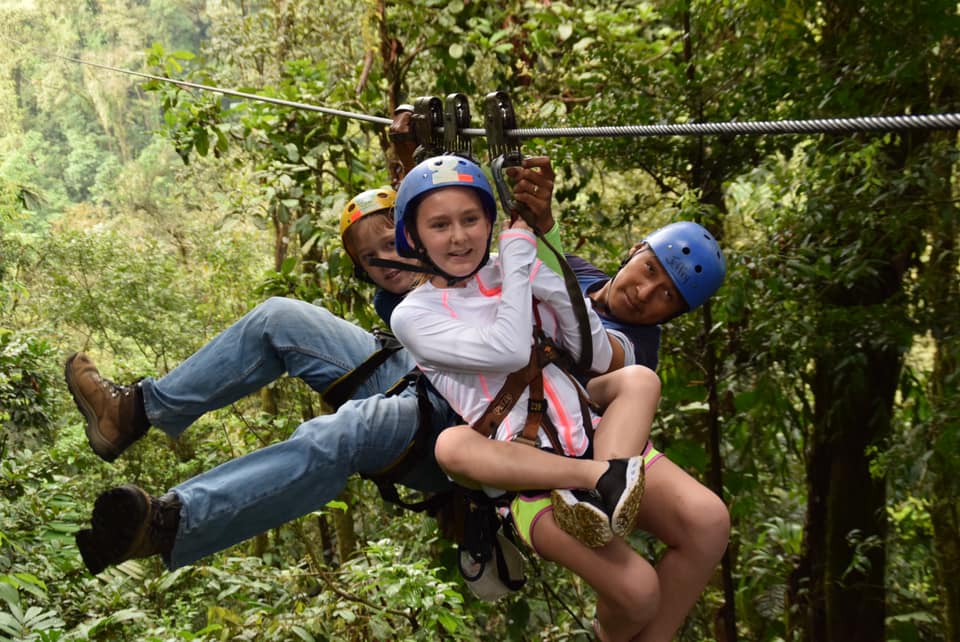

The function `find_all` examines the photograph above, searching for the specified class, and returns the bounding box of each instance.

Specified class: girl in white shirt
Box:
[391,156,662,640]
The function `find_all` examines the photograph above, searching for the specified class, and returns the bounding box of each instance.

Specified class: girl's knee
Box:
[624,364,661,398]
[688,492,731,561]
[604,565,660,626]
[601,365,661,399]
[433,426,470,472]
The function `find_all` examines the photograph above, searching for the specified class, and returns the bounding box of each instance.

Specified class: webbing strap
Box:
[489,150,593,375]
[470,353,544,438]
[320,329,402,410]
[471,304,564,452]
[364,374,448,513]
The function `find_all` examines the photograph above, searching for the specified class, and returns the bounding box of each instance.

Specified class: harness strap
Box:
[471,352,543,439]
[471,304,566,452]
[320,329,403,410]
[362,373,445,513]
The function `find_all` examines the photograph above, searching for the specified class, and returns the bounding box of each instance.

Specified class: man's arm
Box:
[506,156,565,273]
[510,157,630,372]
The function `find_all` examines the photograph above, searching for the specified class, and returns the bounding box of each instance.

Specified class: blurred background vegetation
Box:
[0,1,957,640]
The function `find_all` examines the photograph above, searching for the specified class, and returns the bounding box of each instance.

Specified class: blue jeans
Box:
[138,297,456,569]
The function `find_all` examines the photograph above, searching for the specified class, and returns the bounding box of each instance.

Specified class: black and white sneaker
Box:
[550,488,613,548]
[596,456,645,537]
[549,455,645,548]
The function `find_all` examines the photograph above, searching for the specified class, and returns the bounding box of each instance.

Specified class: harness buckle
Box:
[511,434,539,448]
[527,398,547,414]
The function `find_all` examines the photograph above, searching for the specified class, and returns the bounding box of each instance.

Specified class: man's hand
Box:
[388,106,417,188]
[506,156,555,234]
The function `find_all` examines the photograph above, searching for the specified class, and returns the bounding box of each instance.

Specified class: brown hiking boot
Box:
[64,352,150,462]
[75,485,181,575]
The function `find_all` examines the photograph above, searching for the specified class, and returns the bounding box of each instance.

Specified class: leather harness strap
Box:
[470,303,585,452]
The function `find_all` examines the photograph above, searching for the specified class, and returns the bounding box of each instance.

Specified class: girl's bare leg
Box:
[629,458,730,642]
[588,365,661,460]
[590,365,728,640]
[435,425,608,490]
[531,511,659,642]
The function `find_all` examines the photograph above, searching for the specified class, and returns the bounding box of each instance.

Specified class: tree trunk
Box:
[804,343,897,641]
[681,4,738,635]
[925,128,960,639]
[333,491,357,563]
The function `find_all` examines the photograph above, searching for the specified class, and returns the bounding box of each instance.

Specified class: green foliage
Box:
[0,329,57,453]
[0,1,957,641]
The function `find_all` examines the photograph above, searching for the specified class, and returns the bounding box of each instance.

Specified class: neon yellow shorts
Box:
[509,441,663,555]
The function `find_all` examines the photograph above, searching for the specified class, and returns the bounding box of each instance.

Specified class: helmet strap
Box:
[368,251,490,287]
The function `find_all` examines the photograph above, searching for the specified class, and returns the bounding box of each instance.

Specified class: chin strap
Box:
[368,253,490,287]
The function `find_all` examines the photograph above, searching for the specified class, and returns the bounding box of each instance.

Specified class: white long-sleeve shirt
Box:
[391,228,612,456]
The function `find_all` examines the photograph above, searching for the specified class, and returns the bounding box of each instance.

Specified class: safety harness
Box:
[470,304,598,452]
[470,90,599,452]
[320,336,525,598]
[324,93,598,599]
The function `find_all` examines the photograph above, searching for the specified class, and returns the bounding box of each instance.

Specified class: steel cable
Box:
[40,46,960,138]
[459,113,960,139]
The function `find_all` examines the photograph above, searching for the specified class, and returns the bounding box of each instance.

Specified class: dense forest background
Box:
[1,1,958,640]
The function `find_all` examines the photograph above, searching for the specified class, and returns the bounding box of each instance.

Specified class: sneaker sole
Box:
[550,489,613,548]
[610,457,645,537]
[64,353,120,462]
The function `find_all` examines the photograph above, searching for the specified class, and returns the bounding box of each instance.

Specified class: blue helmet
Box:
[394,155,498,259]
[644,221,726,310]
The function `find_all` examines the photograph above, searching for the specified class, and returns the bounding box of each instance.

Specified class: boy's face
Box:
[346,214,420,294]
[603,244,688,325]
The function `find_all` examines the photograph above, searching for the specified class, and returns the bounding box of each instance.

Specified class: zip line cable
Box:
[50,51,394,126]
[465,113,960,139]
[47,48,960,139]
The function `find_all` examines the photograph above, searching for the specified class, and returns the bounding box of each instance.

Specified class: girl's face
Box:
[411,187,492,285]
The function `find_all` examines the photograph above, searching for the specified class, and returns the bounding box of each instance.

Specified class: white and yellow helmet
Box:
[339,187,397,282]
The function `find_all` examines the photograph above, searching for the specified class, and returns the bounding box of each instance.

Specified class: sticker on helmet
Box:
[429,157,475,185]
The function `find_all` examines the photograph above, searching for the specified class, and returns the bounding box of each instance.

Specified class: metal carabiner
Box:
[444,93,473,159]
[490,151,527,223]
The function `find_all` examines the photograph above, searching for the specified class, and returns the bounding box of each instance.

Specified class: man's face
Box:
[603,244,688,325]
[346,214,419,294]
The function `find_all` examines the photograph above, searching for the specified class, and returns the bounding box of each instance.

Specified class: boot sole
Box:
[75,528,111,575]
[550,489,613,548]
[64,353,120,462]
[610,457,645,538]
[90,485,152,564]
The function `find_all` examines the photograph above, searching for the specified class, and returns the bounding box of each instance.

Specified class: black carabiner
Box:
[444,93,474,160]
[490,151,528,224]
[485,91,532,224]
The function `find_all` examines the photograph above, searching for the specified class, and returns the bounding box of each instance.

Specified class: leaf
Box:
[558,24,573,41]
[0,583,18,609]
[437,613,458,633]
[448,43,464,59]
[194,127,209,157]
[290,625,316,642]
